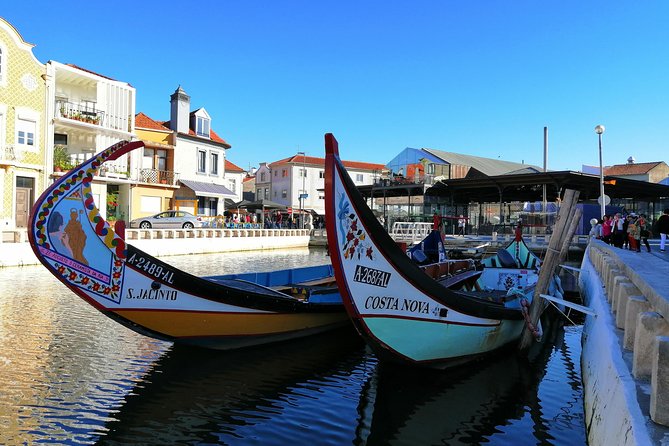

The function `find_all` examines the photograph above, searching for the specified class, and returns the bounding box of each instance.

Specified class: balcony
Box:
[139,168,180,186]
[57,100,104,126]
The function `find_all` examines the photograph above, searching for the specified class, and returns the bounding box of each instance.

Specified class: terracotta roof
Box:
[604,162,663,176]
[184,128,230,147]
[135,112,170,131]
[210,129,229,146]
[159,120,231,148]
[65,63,125,84]
[225,159,245,172]
[271,154,385,171]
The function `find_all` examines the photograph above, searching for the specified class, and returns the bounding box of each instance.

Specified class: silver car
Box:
[129,210,203,229]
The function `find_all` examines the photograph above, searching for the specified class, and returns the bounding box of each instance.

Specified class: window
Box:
[142,148,167,170]
[196,116,210,137]
[274,170,277,177]
[282,189,287,198]
[319,170,325,179]
[427,163,435,175]
[260,172,266,182]
[157,150,167,171]
[318,192,325,200]
[355,174,364,182]
[274,190,277,198]
[264,188,269,199]
[257,188,262,197]
[299,169,307,178]
[16,118,36,148]
[54,133,68,145]
[228,179,236,193]
[210,152,219,175]
[197,149,207,173]
[282,169,288,177]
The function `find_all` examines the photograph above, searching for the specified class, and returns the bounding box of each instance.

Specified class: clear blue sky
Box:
[3,2,668,171]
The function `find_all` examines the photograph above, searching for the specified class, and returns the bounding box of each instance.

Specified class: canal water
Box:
[0,248,586,445]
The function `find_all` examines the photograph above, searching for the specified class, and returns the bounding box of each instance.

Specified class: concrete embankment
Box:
[580,240,669,445]
[0,228,312,268]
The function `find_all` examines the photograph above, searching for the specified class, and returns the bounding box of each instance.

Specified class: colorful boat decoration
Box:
[479,233,564,304]
[324,133,542,368]
[29,140,349,350]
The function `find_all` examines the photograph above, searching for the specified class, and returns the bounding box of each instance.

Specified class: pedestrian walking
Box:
[601,215,612,244]
[457,215,466,236]
[433,212,442,231]
[627,216,640,252]
[611,213,625,248]
[657,208,669,253]
[637,214,651,253]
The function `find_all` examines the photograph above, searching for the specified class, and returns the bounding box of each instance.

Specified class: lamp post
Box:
[297,151,306,229]
[595,125,606,219]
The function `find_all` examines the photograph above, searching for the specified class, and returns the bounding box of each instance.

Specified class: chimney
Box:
[627,156,635,164]
[170,86,190,134]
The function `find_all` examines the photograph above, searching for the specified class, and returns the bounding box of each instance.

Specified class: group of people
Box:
[590,208,669,253]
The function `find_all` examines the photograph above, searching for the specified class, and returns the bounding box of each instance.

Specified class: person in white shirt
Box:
[457,215,466,236]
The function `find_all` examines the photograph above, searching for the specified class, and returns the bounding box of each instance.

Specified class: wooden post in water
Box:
[559,207,582,263]
[519,188,580,351]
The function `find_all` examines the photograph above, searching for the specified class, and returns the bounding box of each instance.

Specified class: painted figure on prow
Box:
[47,211,73,257]
[64,208,88,265]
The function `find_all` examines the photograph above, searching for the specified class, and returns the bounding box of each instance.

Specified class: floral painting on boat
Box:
[337,193,374,261]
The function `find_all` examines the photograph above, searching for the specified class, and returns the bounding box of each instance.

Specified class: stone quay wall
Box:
[125,228,311,256]
[0,228,312,267]
[580,240,669,445]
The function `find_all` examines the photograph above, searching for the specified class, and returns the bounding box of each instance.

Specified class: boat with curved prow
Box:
[29,140,349,350]
[324,133,537,368]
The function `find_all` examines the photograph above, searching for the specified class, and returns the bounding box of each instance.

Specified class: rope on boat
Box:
[520,298,541,340]
[544,298,578,326]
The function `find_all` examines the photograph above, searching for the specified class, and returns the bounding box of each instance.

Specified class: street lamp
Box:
[595,125,606,219]
[297,151,306,229]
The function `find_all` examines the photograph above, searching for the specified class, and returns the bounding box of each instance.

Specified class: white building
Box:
[255,162,271,201]
[224,159,245,203]
[45,61,136,219]
[164,86,238,216]
[266,154,385,215]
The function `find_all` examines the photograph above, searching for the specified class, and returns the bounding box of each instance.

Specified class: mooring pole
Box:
[519,188,580,351]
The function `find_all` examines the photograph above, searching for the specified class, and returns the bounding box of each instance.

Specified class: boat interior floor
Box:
[206,278,296,299]
[455,289,516,304]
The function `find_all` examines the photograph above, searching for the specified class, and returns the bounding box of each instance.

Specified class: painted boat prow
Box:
[29,140,348,350]
[324,133,527,368]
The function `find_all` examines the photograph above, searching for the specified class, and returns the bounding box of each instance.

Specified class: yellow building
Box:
[131,112,179,218]
[0,17,47,231]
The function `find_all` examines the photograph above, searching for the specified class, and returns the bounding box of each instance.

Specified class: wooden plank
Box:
[539,294,596,316]
[519,188,580,350]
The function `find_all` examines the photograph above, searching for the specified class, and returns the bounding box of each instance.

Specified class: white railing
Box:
[390,222,433,243]
[125,228,311,240]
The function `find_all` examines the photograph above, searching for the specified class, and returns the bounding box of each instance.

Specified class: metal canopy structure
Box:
[357,171,669,204]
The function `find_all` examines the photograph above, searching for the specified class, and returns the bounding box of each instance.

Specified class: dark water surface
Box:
[0,248,586,445]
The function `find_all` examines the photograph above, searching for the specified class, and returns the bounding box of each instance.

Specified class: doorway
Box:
[15,176,35,228]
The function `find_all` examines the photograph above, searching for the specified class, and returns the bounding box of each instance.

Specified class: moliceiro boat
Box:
[29,140,348,350]
[324,133,545,368]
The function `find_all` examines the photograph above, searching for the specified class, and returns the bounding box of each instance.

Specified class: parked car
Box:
[129,211,203,229]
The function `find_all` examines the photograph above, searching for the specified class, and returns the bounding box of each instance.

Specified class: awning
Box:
[179,179,236,198]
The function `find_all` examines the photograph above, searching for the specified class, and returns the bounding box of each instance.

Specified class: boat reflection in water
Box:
[359,326,584,445]
[97,325,585,445]
[98,327,371,445]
